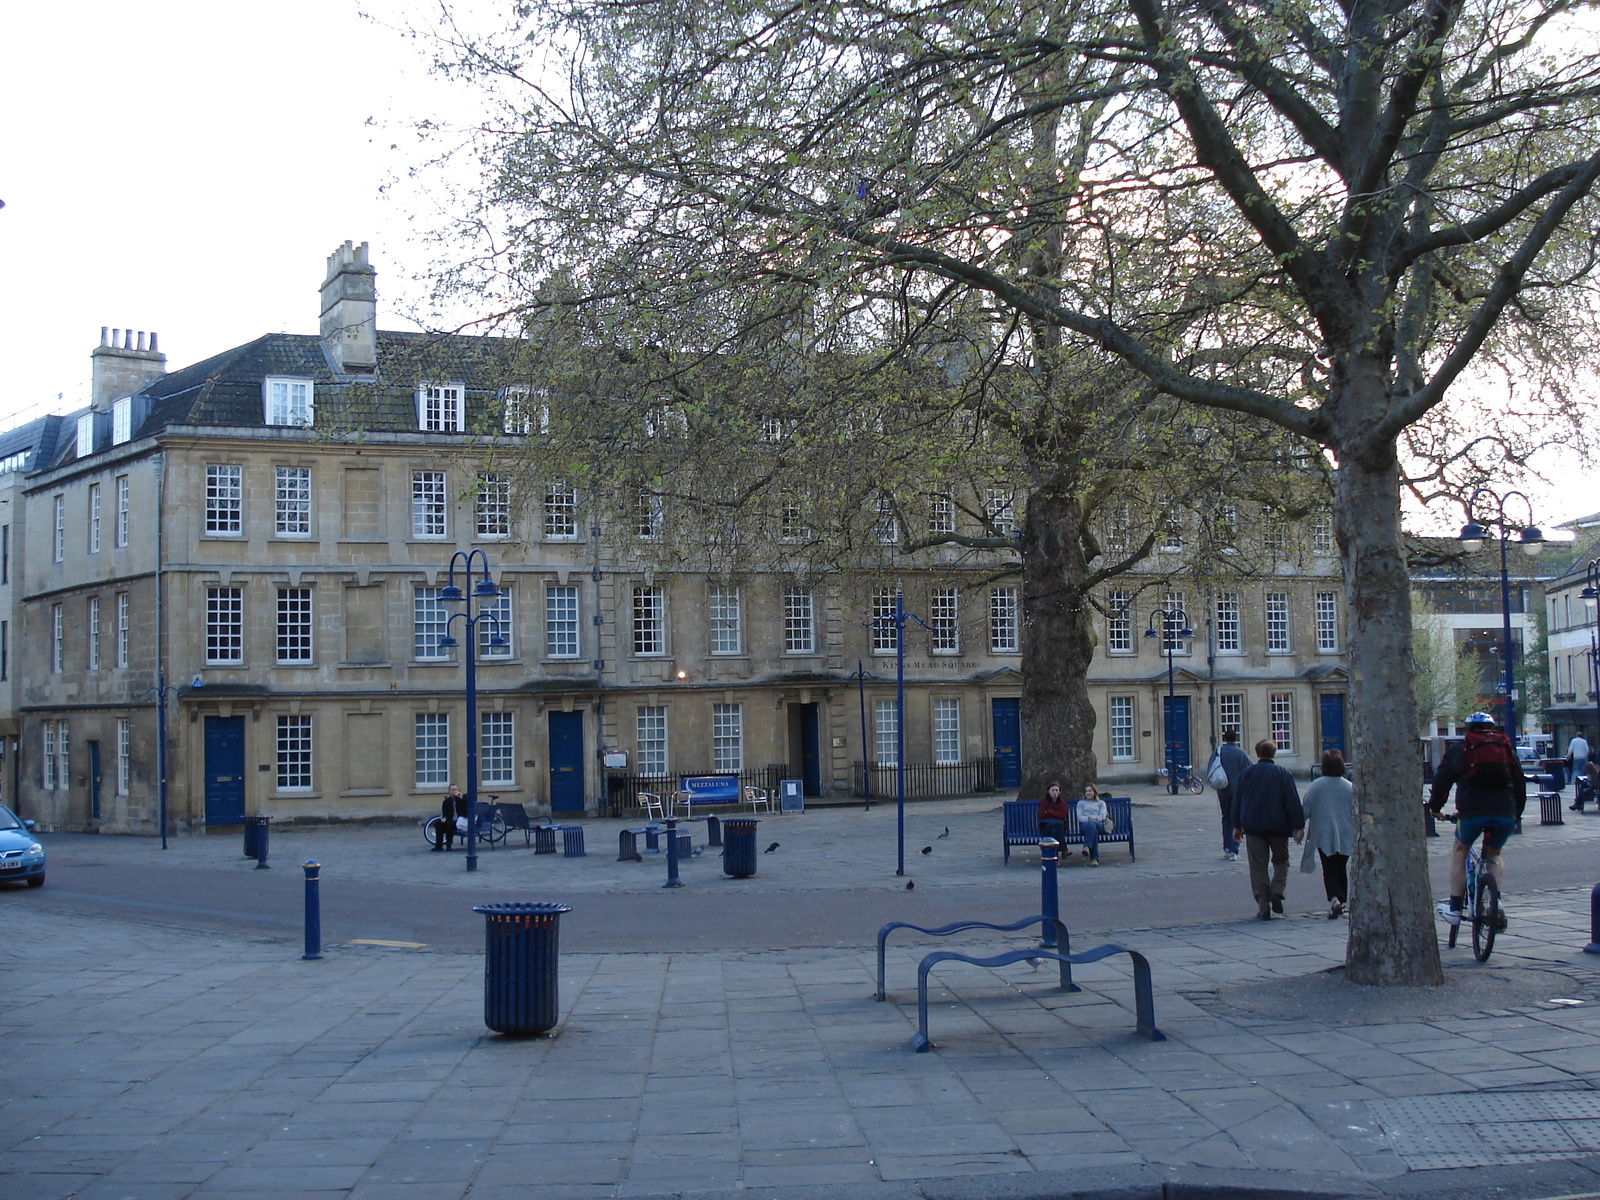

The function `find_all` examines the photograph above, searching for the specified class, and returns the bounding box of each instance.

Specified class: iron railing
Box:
[851,759,996,800]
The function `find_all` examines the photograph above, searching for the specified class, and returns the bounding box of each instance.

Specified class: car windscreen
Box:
[0,806,22,831]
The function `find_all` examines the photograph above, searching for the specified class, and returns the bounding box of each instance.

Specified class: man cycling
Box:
[1429,712,1526,929]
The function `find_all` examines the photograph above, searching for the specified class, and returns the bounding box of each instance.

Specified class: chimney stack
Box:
[319,240,377,372]
[91,327,167,409]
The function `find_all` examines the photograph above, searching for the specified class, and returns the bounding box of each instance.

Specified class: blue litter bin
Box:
[473,902,572,1035]
[723,818,759,878]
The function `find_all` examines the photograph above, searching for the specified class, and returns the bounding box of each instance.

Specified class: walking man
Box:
[1567,732,1591,811]
[1231,739,1305,920]
[1216,729,1251,861]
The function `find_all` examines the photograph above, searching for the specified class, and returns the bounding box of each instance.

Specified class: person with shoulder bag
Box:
[1214,729,1252,862]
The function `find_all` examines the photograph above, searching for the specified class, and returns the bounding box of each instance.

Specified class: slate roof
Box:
[0,416,67,476]
[130,331,528,440]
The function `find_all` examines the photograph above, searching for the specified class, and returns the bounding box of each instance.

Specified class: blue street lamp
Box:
[1579,558,1600,747]
[868,589,928,876]
[1458,488,1544,736]
[437,550,507,873]
[1145,607,1194,794]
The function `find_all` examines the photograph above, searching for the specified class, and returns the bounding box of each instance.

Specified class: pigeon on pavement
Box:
[764,842,780,854]
[937,827,950,838]
[920,845,933,855]
[905,880,915,890]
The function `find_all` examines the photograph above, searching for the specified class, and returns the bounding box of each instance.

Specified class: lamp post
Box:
[844,661,879,810]
[143,673,202,850]
[437,549,507,873]
[1457,488,1544,736]
[1579,558,1600,746]
[867,589,928,875]
[1145,607,1194,794]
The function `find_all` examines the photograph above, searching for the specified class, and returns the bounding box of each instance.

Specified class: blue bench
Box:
[1002,797,1135,863]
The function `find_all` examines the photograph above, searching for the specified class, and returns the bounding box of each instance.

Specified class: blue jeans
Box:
[1080,822,1100,860]
[1218,788,1239,854]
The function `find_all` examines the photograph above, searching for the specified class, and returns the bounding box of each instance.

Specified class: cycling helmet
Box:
[1465,712,1496,726]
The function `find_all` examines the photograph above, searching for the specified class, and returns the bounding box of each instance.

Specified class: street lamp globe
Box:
[1582,585,1598,612]
[1457,520,1488,551]
[1518,526,1546,556]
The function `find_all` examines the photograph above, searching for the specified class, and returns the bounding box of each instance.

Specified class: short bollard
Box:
[473,902,572,1035]
[1586,883,1600,954]
[664,815,683,888]
[244,814,272,864]
[1039,837,1061,949]
[302,861,322,960]
[706,814,722,848]
[245,815,272,869]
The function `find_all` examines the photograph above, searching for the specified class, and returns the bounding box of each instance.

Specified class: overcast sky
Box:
[1,0,1593,530]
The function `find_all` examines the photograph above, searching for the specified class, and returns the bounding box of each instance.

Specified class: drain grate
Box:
[1370,1092,1600,1169]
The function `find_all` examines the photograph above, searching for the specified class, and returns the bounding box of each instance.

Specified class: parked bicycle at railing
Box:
[1155,763,1206,794]
[425,792,506,850]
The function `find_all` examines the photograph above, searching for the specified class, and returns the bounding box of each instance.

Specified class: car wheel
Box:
[26,874,43,888]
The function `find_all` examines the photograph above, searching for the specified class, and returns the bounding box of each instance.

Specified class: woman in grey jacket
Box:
[1301,750,1355,918]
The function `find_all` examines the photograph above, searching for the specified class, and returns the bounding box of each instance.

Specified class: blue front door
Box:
[992,699,1021,788]
[204,716,246,826]
[1162,696,1192,775]
[1320,694,1347,756]
[548,711,585,813]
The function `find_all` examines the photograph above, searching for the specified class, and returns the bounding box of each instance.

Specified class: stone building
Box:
[1542,514,1600,751]
[13,243,1350,833]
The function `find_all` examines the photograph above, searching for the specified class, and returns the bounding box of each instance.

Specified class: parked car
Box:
[0,804,45,888]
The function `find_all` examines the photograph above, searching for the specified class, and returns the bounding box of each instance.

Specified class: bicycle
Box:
[1432,812,1502,962]
[1155,764,1207,794]
[424,797,507,849]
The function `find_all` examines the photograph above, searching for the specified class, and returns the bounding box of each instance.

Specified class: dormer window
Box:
[498,386,547,435]
[419,384,465,432]
[264,378,314,427]
[112,397,132,445]
[76,413,95,458]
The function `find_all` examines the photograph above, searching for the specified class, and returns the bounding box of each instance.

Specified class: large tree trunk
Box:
[1018,477,1099,802]
[1338,433,1444,986]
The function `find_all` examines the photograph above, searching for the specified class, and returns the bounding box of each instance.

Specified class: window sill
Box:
[274,661,318,669]
[271,534,315,541]
[200,534,246,541]
[274,790,321,799]
[411,659,459,667]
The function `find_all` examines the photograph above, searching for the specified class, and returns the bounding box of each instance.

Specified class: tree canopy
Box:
[413,0,1600,984]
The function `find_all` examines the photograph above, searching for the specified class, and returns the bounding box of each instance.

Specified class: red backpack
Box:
[1461,728,1515,788]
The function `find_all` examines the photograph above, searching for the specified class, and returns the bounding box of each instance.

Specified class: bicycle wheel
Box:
[481,813,508,845]
[424,816,446,848]
[1186,774,1205,794]
[1472,874,1500,961]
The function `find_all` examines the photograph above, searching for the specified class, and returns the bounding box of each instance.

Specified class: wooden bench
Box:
[1002,797,1136,864]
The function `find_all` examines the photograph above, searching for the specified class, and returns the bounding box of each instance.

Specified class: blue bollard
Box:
[302,861,322,960]
[1586,883,1600,955]
[1039,837,1061,948]
[255,818,271,870]
[664,815,683,888]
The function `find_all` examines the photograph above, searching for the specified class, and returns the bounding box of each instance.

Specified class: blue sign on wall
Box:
[679,774,742,804]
